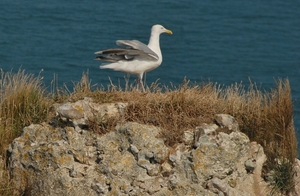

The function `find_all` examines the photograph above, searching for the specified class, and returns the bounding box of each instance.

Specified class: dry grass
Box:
[0,69,51,156]
[0,69,52,195]
[120,81,222,146]
[222,80,297,162]
[0,70,297,195]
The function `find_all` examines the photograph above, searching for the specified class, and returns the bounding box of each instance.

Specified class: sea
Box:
[1,1,299,154]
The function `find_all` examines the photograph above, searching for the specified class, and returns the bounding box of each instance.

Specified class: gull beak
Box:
[165,29,173,35]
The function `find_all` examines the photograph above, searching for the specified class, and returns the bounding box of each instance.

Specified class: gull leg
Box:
[134,74,145,92]
[140,78,146,92]
[136,77,140,91]
[139,73,146,92]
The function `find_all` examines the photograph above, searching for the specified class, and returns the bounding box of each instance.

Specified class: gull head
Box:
[152,24,173,35]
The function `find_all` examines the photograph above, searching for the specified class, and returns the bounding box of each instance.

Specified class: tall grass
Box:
[222,79,296,194]
[224,80,296,161]
[0,69,51,195]
[0,69,51,156]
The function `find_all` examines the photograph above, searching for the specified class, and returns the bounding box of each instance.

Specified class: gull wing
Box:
[95,40,159,62]
[116,40,159,60]
[94,48,144,62]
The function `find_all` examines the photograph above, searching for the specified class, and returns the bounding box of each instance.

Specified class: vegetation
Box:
[0,69,51,195]
[0,69,297,195]
[270,158,296,195]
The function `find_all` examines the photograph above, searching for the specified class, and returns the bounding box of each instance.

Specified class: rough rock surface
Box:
[55,97,127,130]
[6,98,298,195]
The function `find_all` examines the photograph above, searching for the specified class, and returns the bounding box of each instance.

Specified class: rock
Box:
[293,159,300,195]
[245,158,257,173]
[7,122,170,196]
[182,130,194,146]
[206,177,229,195]
[56,97,127,129]
[194,123,219,148]
[215,114,239,132]
[169,145,182,164]
[6,100,289,196]
[193,131,250,180]
[229,141,269,196]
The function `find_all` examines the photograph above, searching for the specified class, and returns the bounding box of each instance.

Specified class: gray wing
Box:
[116,40,159,59]
[94,48,145,62]
[94,40,158,62]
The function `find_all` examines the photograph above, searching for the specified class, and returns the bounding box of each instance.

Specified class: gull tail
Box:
[99,62,119,70]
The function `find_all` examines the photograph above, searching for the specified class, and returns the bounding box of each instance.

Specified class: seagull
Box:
[94,24,172,92]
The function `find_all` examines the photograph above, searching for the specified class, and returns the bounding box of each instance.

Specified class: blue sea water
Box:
[1,1,300,153]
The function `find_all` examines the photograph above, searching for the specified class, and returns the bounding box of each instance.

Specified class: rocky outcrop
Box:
[55,97,127,131]
[5,98,297,195]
